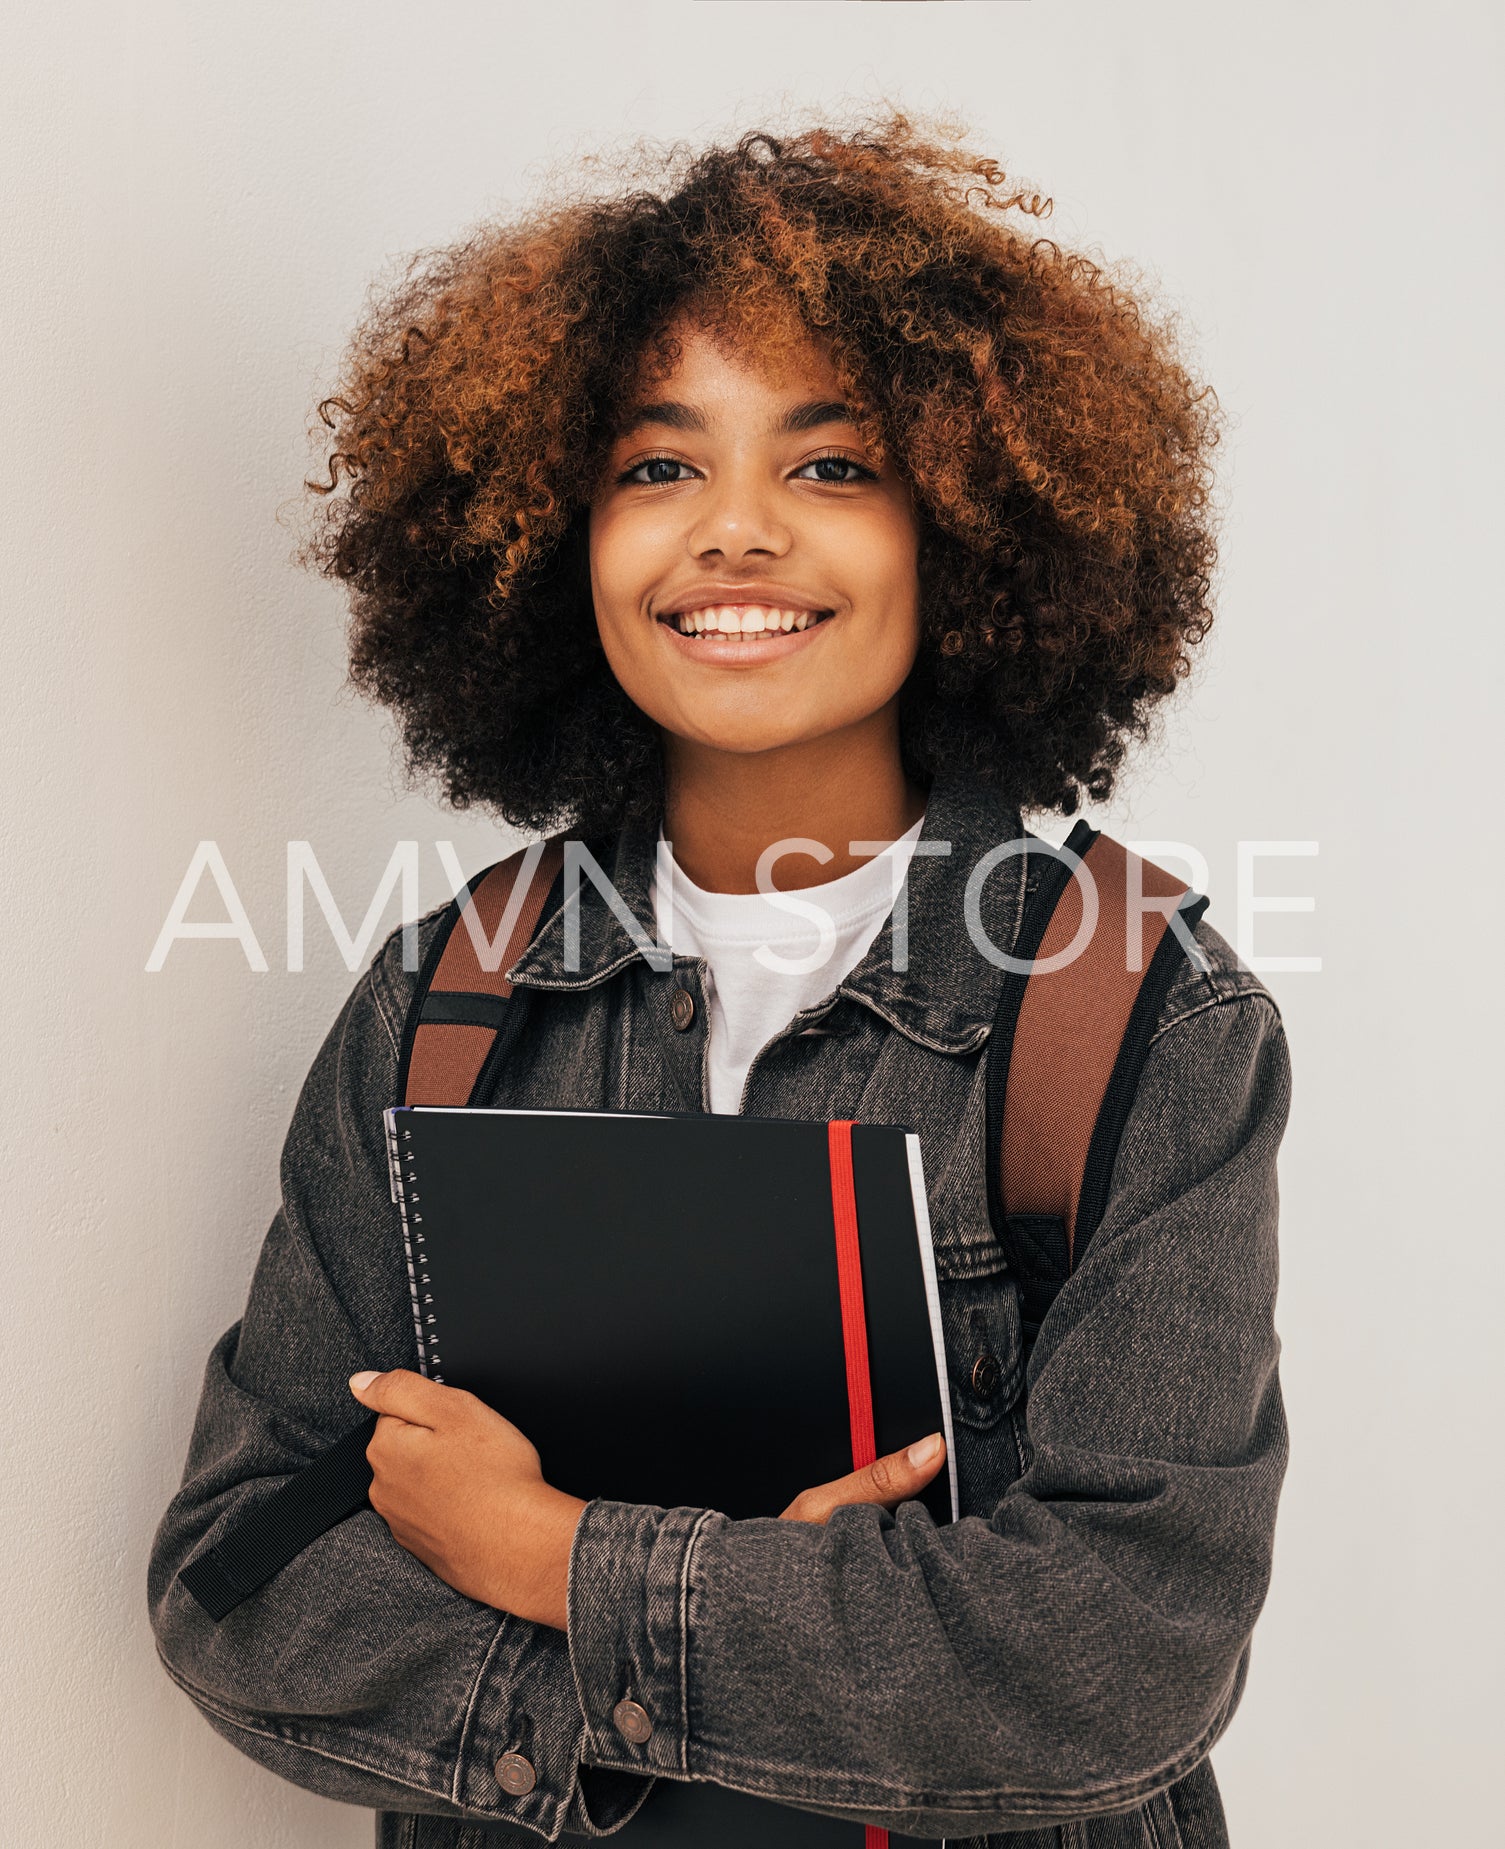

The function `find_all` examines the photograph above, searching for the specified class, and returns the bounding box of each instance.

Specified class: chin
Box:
[656,687,805,752]
[678,721,811,758]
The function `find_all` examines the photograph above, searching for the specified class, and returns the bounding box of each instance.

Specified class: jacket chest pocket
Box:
[936,1263,1028,1519]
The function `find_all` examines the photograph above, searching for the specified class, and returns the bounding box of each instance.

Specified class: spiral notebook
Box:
[385,1105,957,1526]
[386,1103,958,1849]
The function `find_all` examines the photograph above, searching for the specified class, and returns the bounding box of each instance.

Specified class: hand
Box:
[348,1368,586,1629]
[777,1431,947,1524]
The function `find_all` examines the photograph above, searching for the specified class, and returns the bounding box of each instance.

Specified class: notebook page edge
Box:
[905,1131,959,1523]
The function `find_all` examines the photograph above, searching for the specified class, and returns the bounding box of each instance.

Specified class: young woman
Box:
[149,119,1290,1849]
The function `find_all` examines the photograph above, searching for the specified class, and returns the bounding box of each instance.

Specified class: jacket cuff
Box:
[565,1497,717,1778]
[455,1611,647,1837]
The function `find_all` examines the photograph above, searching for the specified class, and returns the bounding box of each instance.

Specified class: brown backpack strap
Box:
[399,834,567,1108]
[985,825,1208,1341]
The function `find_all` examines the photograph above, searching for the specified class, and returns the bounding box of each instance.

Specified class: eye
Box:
[619,454,698,486]
[794,451,879,485]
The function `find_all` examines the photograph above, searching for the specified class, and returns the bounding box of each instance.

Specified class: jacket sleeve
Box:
[562,972,1292,1836]
[146,919,655,1840]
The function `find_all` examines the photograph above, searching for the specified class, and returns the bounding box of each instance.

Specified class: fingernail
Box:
[349,1370,378,1392]
[907,1433,942,1467]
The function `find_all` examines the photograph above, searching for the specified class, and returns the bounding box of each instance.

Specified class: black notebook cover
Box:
[384,1105,959,1848]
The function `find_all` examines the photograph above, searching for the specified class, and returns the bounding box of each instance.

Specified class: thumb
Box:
[347,1366,441,1427]
[862,1432,947,1503]
[779,1431,947,1524]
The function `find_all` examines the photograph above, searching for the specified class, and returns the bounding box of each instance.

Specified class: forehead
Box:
[620,308,844,411]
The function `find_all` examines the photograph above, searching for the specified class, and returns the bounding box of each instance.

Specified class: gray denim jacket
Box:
[147,772,1290,1849]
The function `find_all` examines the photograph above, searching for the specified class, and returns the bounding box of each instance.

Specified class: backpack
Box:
[180,822,1205,1623]
[399,821,1206,1323]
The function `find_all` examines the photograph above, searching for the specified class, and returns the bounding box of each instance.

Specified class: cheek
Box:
[845,512,921,667]
[586,506,631,613]
[843,603,921,709]
[587,511,676,724]
[587,509,648,658]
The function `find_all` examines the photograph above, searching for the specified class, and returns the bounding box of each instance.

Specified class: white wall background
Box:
[3,2,1500,1843]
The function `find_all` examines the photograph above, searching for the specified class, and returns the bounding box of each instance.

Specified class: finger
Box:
[348,1367,450,1428]
[780,1432,946,1524]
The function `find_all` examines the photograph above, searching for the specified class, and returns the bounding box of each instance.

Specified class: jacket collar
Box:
[507,771,1032,1055]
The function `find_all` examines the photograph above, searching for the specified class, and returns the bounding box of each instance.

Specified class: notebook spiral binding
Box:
[384,1107,443,1383]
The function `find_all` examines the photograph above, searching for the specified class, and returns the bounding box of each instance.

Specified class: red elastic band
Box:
[827,1120,876,1472]
[826,1120,888,1849]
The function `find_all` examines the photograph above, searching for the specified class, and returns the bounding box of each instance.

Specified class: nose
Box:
[684,463,791,564]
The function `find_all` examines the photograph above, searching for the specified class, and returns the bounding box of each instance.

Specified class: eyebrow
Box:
[615,398,858,439]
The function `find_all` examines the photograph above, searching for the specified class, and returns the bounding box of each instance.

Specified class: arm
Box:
[146,919,653,1837]
[563,972,1291,1836]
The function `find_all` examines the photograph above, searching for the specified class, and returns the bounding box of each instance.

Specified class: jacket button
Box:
[613,1697,653,1744]
[971,1352,1001,1398]
[494,1751,536,1795]
[669,988,696,1032]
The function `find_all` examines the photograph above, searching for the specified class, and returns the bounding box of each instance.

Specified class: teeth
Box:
[669,604,828,638]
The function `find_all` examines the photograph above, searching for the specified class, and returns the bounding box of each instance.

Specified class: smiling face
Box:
[587,311,923,767]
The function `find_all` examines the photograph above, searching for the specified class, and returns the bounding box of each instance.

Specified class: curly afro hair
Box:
[302,112,1223,834]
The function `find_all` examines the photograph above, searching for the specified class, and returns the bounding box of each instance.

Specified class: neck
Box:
[660,710,927,893]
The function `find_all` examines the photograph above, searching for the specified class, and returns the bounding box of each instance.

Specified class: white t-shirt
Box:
[650,816,925,1114]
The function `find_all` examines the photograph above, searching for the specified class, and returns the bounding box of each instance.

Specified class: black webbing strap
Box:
[177,1413,378,1621]
[177,840,567,1621]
